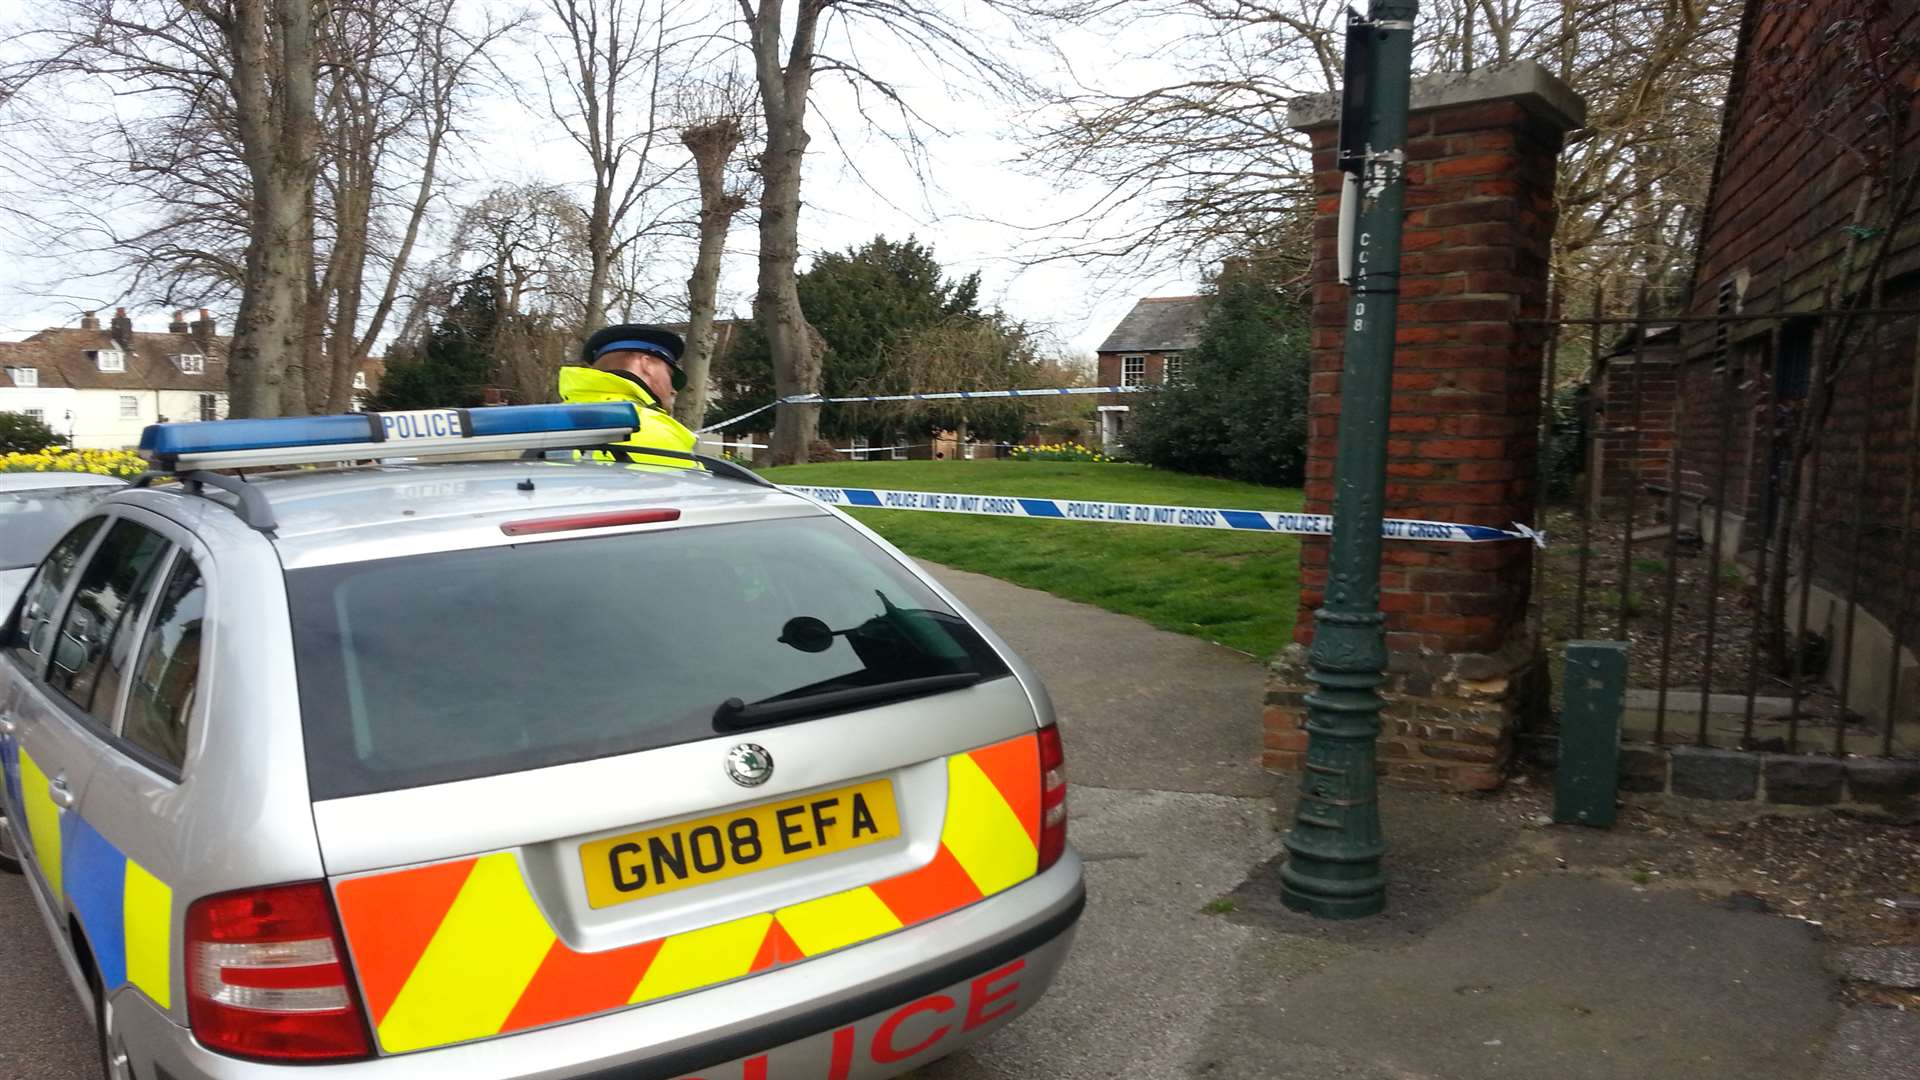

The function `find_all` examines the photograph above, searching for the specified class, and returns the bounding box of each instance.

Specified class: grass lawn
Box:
[759,460,1303,656]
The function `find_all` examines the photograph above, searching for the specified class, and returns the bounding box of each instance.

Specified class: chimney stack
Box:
[110,307,134,350]
[80,310,100,331]
[190,308,216,352]
[168,309,190,334]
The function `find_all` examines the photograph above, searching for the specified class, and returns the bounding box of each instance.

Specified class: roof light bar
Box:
[140,403,642,472]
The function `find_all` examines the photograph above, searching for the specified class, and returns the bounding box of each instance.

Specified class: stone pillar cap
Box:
[1289,59,1585,133]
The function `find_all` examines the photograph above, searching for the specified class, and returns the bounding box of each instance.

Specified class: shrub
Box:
[0,411,65,455]
[1125,272,1310,487]
[1542,384,1588,503]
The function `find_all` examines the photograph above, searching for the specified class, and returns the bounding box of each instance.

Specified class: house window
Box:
[1712,280,1737,371]
[198,393,218,421]
[1164,353,1185,384]
[119,395,139,419]
[24,408,44,423]
[1776,319,1814,402]
[850,435,870,461]
[892,434,908,461]
[1121,355,1146,387]
[8,366,37,387]
[352,371,369,390]
[94,349,125,372]
[173,353,204,374]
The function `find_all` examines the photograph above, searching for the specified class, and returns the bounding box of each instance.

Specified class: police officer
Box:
[559,324,699,467]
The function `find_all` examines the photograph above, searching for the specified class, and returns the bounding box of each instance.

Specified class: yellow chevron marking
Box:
[378,853,556,1053]
[777,886,903,957]
[19,750,62,898]
[122,859,172,1009]
[942,753,1037,897]
[630,913,772,1005]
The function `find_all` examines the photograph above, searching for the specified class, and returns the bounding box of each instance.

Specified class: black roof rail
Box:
[132,469,279,534]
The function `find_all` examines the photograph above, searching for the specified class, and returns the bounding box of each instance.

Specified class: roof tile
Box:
[1095,296,1209,353]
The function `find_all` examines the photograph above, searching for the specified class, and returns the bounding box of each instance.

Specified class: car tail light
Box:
[1037,724,1068,871]
[185,882,372,1062]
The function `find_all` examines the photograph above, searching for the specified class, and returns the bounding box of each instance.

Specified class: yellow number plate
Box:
[580,779,901,909]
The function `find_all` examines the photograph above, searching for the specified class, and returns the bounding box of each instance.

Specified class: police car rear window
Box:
[286,516,1010,799]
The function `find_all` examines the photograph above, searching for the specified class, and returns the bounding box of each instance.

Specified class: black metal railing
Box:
[1529,300,1920,760]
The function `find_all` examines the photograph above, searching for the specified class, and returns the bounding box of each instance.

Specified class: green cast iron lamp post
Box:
[1279,0,1418,920]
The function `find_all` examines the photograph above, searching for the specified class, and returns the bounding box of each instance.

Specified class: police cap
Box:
[580,324,687,390]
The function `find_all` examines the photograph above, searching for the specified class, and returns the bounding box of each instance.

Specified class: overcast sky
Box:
[0,3,1216,357]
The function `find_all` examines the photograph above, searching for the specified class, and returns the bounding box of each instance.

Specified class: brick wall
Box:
[1094,350,1171,404]
[1269,64,1582,791]
[1593,334,1679,502]
[1293,97,1563,657]
[1676,0,1920,652]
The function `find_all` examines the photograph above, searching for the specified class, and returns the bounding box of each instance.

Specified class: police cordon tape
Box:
[784,485,1546,546]
[699,385,1149,433]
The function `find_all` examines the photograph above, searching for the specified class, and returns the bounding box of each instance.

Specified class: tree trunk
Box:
[745,0,825,465]
[760,137,817,464]
[585,181,613,328]
[224,0,318,418]
[676,119,745,429]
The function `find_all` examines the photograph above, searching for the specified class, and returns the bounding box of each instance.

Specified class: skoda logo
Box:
[725,743,774,787]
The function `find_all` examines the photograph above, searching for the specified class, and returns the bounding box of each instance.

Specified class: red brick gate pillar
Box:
[1266,62,1585,791]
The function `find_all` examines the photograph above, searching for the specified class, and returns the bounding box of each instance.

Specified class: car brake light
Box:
[185,882,372,1062]
[500,508,681,535]
[1037,724,1068,871]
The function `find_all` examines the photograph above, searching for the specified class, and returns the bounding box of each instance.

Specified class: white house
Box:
[0,308,230,449]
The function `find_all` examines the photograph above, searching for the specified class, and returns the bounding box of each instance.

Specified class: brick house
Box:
[1670,0,1920,723]
[0,309,383,447]
[1092,295,1208,450]
[1590,324,1679,502]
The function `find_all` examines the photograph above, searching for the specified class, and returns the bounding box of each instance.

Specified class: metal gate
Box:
[1530,291,1920,760]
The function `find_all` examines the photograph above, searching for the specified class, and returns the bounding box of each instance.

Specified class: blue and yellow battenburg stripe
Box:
[0,731,27,852]
[4,745,173,1009]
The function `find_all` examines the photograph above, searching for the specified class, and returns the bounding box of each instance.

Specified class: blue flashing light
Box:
[464,402,641,437]
[140,414,376,458]
[139,402,644,467]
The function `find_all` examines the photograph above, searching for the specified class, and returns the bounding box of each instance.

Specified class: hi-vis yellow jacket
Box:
[556,365,697,469]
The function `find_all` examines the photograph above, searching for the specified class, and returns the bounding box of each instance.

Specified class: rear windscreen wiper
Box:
[713,671,986,731]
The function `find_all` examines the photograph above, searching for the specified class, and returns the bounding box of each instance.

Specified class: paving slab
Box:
[925,563,1854,1080]
[917,786,1285,1080]
[0,872,100,1077]
[1206,875,1836,1080]
[1837,945,1920,989]
[1818,1006,1920,1080]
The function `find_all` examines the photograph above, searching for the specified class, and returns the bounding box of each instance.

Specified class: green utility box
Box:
[1554,641,1628,827]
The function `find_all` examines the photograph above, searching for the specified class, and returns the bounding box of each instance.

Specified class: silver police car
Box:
[0,404,1082,1079]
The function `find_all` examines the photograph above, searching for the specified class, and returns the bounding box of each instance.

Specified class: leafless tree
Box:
[310,0,516,413]
[670,73,756,427]
[734,0,1037,464]
[1013,0,1738,327]
[440,183,596,400]
[0,0,512,416]
[451,184,596,324]
[542,0,698,329]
